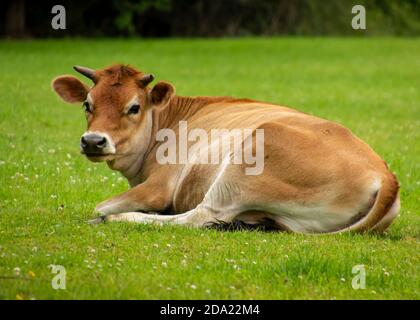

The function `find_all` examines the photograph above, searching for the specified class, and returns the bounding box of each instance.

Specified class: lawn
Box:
[0,38,419,300]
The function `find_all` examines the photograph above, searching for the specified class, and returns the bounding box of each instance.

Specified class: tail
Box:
[336,172,400,233]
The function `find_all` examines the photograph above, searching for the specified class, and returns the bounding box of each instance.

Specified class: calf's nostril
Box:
[80,136,87,148]
[97,137,107,148]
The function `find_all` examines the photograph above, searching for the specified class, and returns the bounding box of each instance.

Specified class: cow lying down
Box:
[52,64,400,234]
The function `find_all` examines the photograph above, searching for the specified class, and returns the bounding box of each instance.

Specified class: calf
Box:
[52,64,400,233]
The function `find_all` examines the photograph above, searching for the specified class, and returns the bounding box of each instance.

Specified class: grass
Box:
[0,38,419,300]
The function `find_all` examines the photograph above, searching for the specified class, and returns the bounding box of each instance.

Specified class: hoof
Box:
[88,215,106,224]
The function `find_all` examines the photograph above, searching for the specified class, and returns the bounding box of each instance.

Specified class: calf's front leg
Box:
[93,176,173,217]
[98,205,237,228]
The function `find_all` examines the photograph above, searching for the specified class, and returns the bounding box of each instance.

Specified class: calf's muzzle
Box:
[81,133,108,155]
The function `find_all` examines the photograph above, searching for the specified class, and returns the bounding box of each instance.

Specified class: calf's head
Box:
[52,64,175,171]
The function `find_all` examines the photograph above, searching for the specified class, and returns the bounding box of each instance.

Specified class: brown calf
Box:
[52,64,400,233]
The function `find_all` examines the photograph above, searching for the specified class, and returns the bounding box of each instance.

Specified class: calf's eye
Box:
[83,102,92,113]
[128,104,140,115]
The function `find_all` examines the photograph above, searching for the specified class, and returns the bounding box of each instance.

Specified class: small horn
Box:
[73,66,97,82]
[138,74,155,88]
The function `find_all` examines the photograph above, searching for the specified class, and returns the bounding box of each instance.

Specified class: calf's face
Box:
[52,65,174,167]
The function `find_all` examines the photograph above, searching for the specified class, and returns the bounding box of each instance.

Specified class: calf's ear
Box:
[148,81,175,108]
[51,75,90,103]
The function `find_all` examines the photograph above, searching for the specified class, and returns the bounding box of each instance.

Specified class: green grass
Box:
[0,38,419,300]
